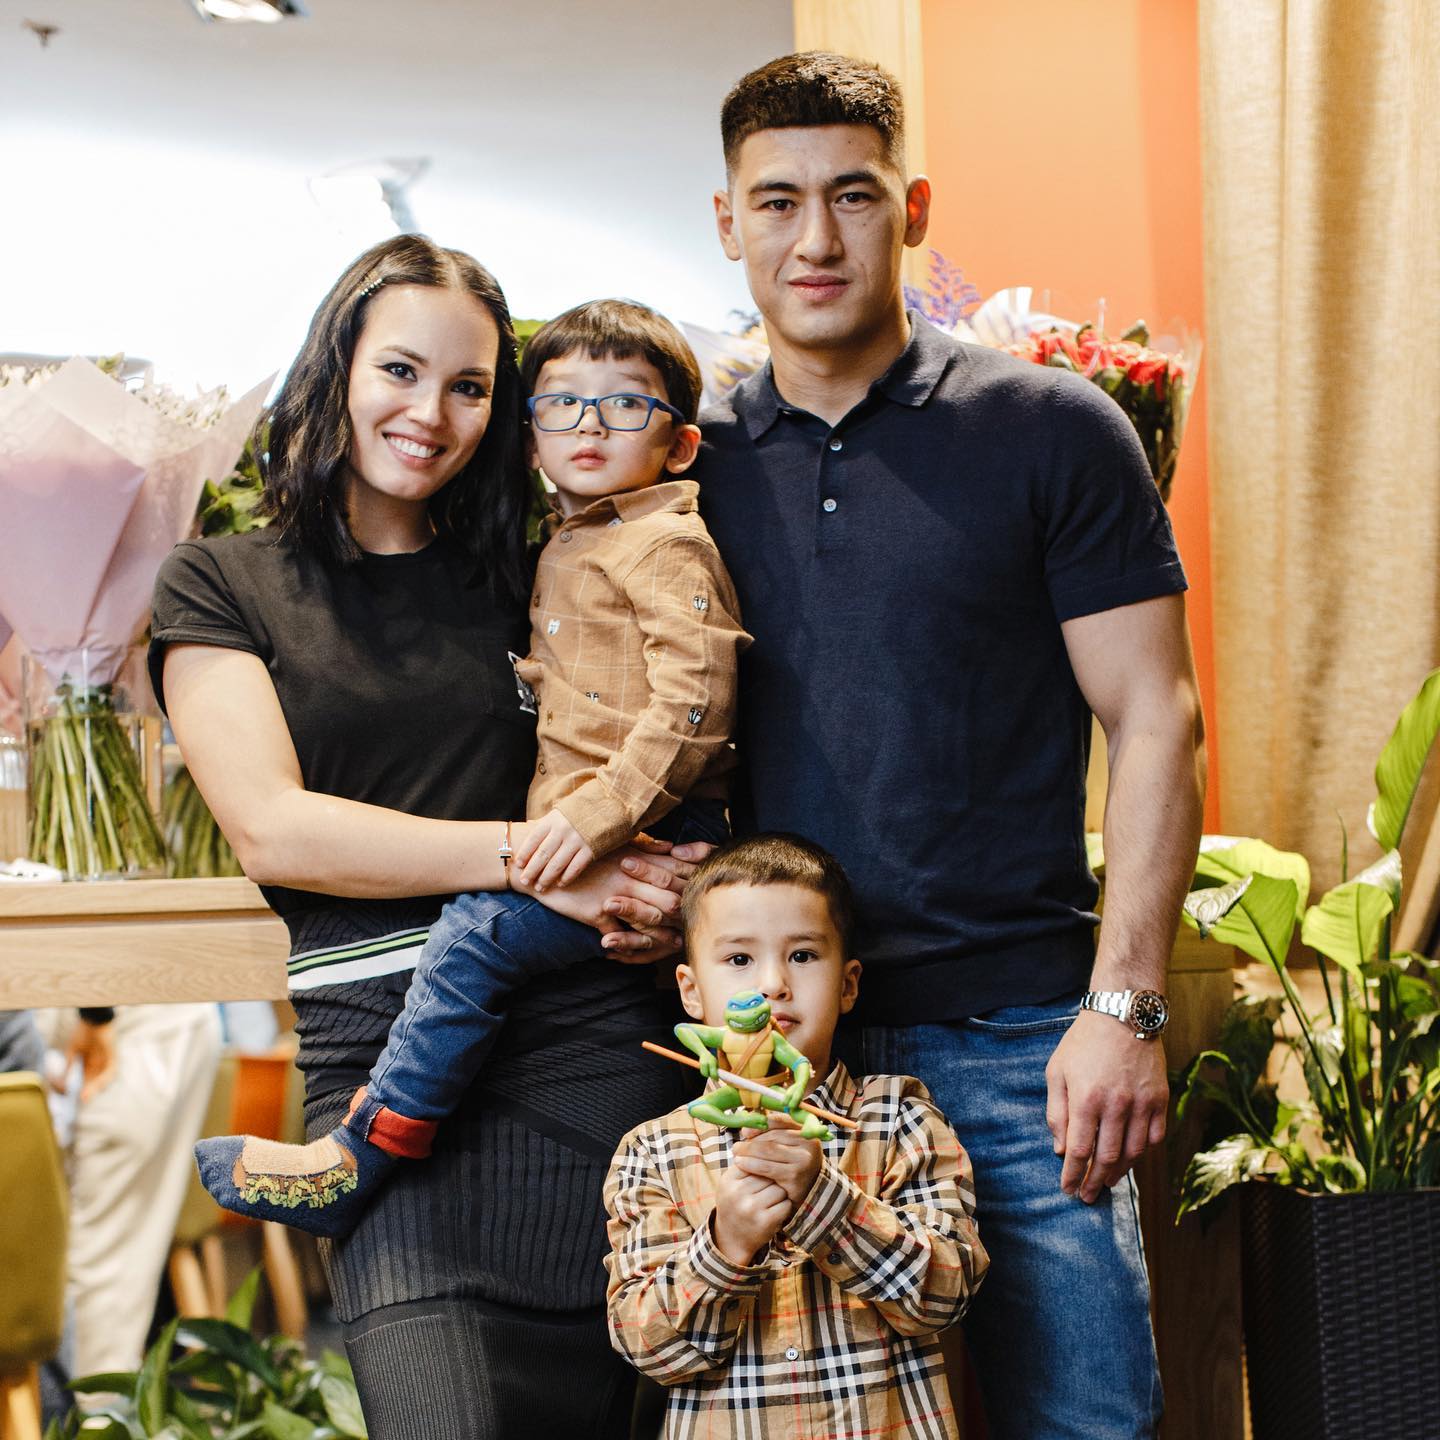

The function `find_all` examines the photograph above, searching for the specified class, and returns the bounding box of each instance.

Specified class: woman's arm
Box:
[167,643,517,895]
[164,642,687,936]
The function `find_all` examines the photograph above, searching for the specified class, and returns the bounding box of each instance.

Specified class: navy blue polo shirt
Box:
[696,314,1187,1024]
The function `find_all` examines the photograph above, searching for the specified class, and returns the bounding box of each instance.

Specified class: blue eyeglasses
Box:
[527,392,685,432]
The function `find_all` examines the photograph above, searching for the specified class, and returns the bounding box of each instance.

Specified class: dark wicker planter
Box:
[1241,1183,1440,1440]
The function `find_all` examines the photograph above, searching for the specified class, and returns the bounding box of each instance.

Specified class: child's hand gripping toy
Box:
[672,989,833,1140]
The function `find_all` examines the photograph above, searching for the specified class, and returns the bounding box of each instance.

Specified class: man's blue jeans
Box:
[861,994,1163,1440]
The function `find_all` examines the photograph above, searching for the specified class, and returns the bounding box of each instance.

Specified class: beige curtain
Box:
[1200,0,1440,945]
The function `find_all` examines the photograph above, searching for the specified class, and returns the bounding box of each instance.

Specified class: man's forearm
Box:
[1091,695,1206,992]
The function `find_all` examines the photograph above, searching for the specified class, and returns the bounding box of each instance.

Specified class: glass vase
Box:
[0,734,25,864]
[23,649,166,880]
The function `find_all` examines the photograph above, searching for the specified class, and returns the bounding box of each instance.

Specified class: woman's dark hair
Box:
[259,234,531,602]
[681,833,857,955]
[520,299,704,424]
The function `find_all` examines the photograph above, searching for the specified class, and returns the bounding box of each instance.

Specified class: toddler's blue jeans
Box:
[361,800,727,1131]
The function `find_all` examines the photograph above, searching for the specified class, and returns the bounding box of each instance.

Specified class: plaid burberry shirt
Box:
[604,1063,988,1440]
[517,479,749,855]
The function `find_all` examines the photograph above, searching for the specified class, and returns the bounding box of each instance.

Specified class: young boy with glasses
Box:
[604,834,989,1439]
[196,299,749,1236]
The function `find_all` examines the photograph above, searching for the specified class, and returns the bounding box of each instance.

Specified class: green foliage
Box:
[1174,668,1440,1217]
[1193,836,1312,921]
[163,764,242,878]
[47,1270,365,1440]
[1300,871,1395,976]
[197,430,270,539]
[1182,873,1298,972]
[512,318,546,359]
[1370,668,1440,851]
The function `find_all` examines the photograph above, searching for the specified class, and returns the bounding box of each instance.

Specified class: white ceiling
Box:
[1,0,792,388]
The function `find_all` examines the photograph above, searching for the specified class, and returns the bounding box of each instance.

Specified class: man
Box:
[695,52,1205,1439]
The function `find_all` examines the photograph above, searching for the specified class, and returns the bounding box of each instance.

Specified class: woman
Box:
[150,235,694,1437]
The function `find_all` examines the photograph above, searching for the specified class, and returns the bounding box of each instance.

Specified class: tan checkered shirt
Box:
[604,1063,988,1440]
[517,480,749,855]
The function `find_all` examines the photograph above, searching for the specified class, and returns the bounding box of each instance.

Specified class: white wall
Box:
[2,0,791,390]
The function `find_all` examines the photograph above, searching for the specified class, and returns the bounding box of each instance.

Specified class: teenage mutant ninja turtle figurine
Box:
[674,990,832,1140]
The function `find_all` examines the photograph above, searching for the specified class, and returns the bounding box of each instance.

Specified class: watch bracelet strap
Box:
[1081,989,1132,1021]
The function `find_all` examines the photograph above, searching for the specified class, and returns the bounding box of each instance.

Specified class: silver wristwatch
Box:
[1080,989,1169,1040]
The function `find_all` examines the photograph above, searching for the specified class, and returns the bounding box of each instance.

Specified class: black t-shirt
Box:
[697,315,1187,1025]
[150,527,689,1315]
[150,527,535,937]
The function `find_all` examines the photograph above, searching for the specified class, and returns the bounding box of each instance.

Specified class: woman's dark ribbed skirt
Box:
[301,959,690,1439]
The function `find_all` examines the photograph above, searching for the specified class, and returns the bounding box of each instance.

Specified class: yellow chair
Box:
[167,1052,238,1318]
[0,1072,67,1440]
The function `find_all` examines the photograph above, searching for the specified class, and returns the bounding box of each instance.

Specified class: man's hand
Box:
[729,1119,823,1212]
[595,838,719,960]
[60,1018,118,1104]
[513,809,594,891]
[711,1160,792,1266]
[1046,1010,1168,1204]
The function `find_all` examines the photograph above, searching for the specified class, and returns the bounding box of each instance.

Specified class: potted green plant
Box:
[1172,668,1440,1440]
[47,1269,366,1439]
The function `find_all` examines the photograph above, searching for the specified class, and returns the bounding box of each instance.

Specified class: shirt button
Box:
[784,1347,800,1362]
[828,437,843,452]
[822,498,838,513]
[558,531,572,543]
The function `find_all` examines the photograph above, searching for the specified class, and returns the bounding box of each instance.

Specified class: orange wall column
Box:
[919,0,1220,829]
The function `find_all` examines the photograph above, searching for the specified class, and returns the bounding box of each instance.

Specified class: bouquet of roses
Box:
[687,253,1198,504]
[935,264,1198,504]
[0,357,268,877]
[996,317,1194,502]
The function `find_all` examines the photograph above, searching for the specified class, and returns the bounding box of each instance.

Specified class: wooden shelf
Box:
[0,876,288,1008]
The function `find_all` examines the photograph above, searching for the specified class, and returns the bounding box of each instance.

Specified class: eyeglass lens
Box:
[532,394,657,431]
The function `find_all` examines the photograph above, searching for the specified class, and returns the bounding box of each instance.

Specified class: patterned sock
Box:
[192,1090,435,1240]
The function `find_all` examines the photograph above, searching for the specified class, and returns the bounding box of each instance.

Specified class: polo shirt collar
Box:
[732,310,955,440]
[545,477,699,535]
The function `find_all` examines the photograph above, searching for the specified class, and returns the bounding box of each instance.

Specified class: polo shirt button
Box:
[822,498,838,513]
[558,531,572,542]
[828,438,843,452]
[785,1346,800,1362]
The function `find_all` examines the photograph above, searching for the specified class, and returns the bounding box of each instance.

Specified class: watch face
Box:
[1130,990,1168,1036]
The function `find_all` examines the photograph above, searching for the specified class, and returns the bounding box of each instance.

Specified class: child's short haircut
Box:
[681,833,856,954]
[720,52,906,177]
[520,299,703,424]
